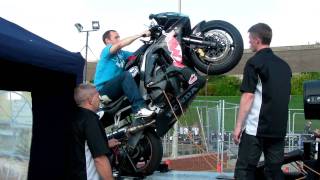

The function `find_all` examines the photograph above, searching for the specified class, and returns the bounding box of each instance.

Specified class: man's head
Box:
[248,23,272,52]
[102,30,120,45]
[74,83,100,112]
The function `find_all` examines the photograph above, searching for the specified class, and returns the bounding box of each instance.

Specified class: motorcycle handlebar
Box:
[148,25,162,39]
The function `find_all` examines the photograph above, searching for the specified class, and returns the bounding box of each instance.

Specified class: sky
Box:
[2,0,320,61]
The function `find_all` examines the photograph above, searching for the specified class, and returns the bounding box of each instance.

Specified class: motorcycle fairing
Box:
[165,31,185,68]
[155,67,205,137]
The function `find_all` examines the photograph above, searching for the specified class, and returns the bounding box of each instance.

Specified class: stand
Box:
[79,31,97,82]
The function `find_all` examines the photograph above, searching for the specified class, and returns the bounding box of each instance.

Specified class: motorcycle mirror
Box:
[149,14,155,20]
[150,19,157,27]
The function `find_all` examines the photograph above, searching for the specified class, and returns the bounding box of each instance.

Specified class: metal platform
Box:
[119,171,234,180]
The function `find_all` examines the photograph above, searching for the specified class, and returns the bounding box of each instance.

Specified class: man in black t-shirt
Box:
[71,83,120,180]
[233,23,292,180]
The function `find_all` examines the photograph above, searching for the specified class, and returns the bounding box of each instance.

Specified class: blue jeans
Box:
[98,71,145,113]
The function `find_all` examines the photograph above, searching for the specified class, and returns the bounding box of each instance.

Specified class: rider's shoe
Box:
[96,111,104,119]
[99,95,112,104]
[134,107,155,118]
[146,81,155,87]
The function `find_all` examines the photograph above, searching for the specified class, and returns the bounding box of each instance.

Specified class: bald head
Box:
[74,83,98,106]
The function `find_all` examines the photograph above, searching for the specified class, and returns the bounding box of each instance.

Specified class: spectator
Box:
[71,83,120,180]
[233,23,292,179]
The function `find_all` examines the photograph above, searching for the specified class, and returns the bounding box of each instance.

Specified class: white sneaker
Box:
[99,95,112,104]
[96,111,104,119]
[134,108,155,118]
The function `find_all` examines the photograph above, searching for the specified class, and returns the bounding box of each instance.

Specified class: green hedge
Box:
[198,75,241,96]
[198,72,320,96]
[291,72,320,95]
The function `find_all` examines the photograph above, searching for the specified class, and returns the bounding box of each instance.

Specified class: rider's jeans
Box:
[234,132,285,180]
[98,71,145,113]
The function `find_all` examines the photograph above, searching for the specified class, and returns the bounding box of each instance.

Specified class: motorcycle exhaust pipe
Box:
[127,119,156,134]
[182,37,216,47]
[126,120,156,149]
[107,128,127,140]
[106,120,156,140]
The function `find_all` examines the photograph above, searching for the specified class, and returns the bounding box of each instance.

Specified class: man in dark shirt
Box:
[71,83,119,180]
[233,23,292,179]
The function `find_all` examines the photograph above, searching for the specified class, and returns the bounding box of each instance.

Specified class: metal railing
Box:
[162,99,309,173]
[0,90,32,180]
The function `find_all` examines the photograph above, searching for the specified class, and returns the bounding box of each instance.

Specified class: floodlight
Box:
[74,21,100,82]
[75,23,83,32]
[92,21,100,30]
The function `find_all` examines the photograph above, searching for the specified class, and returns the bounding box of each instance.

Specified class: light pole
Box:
[75,21,100,83]
[172,0,182,158]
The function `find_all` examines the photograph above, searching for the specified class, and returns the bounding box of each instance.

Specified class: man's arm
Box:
[84,117,113,179]
[233,92,254,144]
[94,155,114,180]
[314,129,320,138]
[110,30,150,54]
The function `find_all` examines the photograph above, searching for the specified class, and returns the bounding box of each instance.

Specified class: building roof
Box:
[86,44,320,81]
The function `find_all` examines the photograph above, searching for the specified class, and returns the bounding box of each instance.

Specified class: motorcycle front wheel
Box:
[190,20,244,75]
[119,130,163,176]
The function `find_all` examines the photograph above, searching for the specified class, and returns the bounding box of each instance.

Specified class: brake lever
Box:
[140,39,149,45]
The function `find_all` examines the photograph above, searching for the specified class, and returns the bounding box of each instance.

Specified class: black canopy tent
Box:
[0,17,85,179]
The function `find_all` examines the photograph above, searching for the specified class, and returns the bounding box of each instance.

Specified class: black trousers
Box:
[234,132,285,180]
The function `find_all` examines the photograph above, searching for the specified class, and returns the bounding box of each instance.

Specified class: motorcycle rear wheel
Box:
[190,20,243,75]
[119,130,163,176]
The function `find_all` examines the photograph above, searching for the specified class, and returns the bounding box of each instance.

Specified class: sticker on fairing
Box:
[165,31,185,68]
[128,66,139,77]
[188,73,198,84]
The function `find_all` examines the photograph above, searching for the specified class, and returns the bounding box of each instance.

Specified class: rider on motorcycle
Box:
[94,29,154,124]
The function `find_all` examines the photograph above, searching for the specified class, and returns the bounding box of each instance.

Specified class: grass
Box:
[182,95,320,132]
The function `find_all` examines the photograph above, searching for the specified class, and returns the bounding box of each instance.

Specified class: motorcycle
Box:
[99,12,244,176]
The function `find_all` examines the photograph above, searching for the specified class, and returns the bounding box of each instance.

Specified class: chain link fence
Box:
[162,99,310,172]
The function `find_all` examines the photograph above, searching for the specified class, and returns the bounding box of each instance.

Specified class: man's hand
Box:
[314,129,320,138]
[140,30,151,37]
[108,138,121,148]
[233,126,242,145]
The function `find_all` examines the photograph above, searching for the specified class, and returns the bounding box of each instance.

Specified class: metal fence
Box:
[0,91,32,180]
[162,100,311,172]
